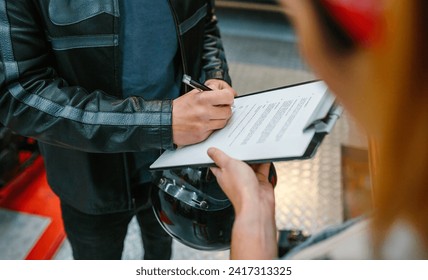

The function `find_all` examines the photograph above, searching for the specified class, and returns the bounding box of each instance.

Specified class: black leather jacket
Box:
[0,0,231,214]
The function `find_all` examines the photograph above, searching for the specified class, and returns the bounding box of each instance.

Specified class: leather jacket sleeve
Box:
[0,1,172,153]
[202,0,232,84]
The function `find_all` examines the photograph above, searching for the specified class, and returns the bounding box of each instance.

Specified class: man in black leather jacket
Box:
[0,0,235,259]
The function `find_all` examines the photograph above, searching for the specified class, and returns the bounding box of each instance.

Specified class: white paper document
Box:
[150,81,334,169]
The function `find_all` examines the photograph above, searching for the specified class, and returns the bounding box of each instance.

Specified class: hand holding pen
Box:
[183,74,236,109]
[171,74,236,146]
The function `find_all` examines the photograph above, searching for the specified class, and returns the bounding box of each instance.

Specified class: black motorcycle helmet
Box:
[151,164,277,251]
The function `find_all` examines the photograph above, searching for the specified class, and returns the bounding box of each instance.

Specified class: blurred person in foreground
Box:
[207,0,428,259]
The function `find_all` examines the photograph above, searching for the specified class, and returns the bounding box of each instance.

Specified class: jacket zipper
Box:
[123,153,135,210]
[114,3,134,210]
[121,1,187,210]
[167,0,190,93]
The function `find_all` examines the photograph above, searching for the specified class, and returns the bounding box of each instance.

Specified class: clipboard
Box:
[150,80,342,170]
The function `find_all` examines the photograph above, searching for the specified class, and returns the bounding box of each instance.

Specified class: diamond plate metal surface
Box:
[274,121,344,235]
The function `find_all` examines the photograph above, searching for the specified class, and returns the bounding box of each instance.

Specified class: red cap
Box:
[320,0,383,46]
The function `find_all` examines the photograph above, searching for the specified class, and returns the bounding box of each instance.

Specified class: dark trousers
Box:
[60,194,172,260]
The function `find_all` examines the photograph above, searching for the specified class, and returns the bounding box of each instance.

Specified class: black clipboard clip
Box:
[307,103,343,134]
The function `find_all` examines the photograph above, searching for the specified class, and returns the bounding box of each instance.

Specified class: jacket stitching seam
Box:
[0,0,19,83]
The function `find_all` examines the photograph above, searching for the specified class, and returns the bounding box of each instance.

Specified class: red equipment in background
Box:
[0,126,65,260]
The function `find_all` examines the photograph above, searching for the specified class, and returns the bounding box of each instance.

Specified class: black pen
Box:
[182,74,212,91]
[182,74,235,110]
